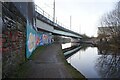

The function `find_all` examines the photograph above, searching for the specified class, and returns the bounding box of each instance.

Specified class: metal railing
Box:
[35,4,67,29]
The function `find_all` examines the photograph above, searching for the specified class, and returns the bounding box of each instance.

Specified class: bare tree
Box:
[99,1,120,44]
[100,1,120,27]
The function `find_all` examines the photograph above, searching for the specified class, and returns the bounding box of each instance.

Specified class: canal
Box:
[62,43,120,78]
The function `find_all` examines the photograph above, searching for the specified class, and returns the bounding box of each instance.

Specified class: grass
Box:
[58,50,86,79]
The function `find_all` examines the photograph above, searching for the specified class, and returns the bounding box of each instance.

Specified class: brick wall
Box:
[2,3,26,78]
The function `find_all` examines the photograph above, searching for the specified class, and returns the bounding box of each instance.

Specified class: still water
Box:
[63,44,120,78]
[62,43,71,49]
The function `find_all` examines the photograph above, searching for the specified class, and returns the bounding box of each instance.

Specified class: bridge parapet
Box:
[35,4,82,39]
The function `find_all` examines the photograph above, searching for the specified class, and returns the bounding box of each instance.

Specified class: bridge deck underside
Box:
[36,12,82,39]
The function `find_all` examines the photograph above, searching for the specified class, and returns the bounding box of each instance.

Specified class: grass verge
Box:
[58,49,86,79]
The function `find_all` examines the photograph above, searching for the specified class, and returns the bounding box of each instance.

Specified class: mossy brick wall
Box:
[2,3,26,78]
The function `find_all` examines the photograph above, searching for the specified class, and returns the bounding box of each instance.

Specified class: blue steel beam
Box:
[36,11,82,39]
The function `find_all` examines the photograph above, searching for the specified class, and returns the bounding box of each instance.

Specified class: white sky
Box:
[34,0,119,37]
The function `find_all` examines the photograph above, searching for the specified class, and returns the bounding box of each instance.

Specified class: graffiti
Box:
[42,34,49,44]
[28,33,36,52]
[36,35,40,46]
[43,34,48,40]
[26,21,52,58]
[39,35,44,45]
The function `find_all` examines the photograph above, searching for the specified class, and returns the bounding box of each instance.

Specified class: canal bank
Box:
[10,43,85,79]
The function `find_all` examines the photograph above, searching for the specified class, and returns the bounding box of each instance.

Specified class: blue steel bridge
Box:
[35,4,82,39]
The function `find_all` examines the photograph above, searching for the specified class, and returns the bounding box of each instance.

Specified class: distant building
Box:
[98,27,112,36]
[97,27,118,42]
[99,26,118,34]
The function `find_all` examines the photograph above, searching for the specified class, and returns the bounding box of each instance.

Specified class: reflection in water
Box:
[95,46,120,78]
[62,43,71,49]
[66,44,120,78]
[79,44,93,51]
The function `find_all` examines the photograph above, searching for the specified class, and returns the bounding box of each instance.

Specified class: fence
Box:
[35,4,67,29]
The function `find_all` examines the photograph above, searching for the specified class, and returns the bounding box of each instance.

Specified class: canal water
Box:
[62,43,120,78]
[62,43,71,49]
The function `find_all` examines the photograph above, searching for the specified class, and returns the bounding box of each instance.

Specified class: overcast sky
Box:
[34,0,119,37]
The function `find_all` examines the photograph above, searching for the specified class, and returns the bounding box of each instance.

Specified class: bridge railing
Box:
[35,4,67,29]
